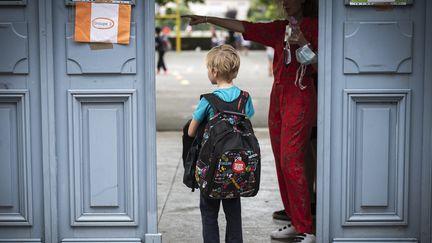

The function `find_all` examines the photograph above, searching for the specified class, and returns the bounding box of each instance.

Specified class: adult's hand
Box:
[290,29,318,71]
[182,15,206,25]
[289,29,309,47]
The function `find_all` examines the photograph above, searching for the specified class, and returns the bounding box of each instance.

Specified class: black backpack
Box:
[195,91,261,199]
[182,119,206,191]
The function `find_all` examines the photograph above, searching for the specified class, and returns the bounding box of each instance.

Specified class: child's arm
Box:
[246,95,255,119]
[188,119,201,137]
[189,97,210,137]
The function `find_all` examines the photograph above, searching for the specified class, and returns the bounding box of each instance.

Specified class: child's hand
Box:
[182,15,206,25]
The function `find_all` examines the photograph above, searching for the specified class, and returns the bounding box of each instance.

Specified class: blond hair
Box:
[206,44,240,81]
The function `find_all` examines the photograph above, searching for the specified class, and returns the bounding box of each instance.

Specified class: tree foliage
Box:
[156,2,191,31]
[247,0,283,22]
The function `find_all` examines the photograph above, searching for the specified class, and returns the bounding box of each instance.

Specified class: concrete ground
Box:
[157,129,297,243]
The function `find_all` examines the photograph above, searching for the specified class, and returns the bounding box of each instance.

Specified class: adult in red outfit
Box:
[184,0,318,242]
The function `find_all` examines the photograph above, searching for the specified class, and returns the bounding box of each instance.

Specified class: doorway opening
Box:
[155,0,319,242]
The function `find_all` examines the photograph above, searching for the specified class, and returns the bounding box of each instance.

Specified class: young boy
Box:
[188,44,255,243]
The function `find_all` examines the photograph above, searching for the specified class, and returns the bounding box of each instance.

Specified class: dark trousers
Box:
[157,51,166,71]
[200,194,243,243]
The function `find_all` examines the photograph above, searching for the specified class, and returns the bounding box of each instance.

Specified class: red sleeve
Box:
[241,21,283,48]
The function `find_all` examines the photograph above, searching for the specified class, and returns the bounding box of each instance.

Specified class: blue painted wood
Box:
[0,106,14,207]
[0,0,26,5]
[64,0,135,6]
[344,0,414,5]
[360,107,390,207]
[0,240,41,243]
[68,90,138,227]
[341,90,410,226]
[38,0,59,241]
[421,1,432,242]
[321,0,429,240]
[61,239,141,243]
[317,1,334,242]
[333,238,417,243]
[88,108,120,207]
[0,0,155,237]
[54,0,153,238]
[344,21,412,73]
[0,91,32,226]
[142,0,160,241]
[0,22,28,74]
[65,23,137,74]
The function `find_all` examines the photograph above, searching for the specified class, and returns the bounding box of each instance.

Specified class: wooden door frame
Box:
[421,0,432,242]
[316,0,333,242]
[143,0,162,242]
[39,0,58,242]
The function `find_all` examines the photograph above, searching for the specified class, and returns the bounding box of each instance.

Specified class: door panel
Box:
[65,23,137,74]
[1,0,159,242]
[0,91,32,226]
[52,1,149,241]
[341,90,410,226]
[0,1,43,241]
[67,91,138,227]
[318,0,429,242]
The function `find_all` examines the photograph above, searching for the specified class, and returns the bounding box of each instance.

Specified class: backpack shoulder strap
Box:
[236,91,249,115]
[201,93,225,114]
[200,90,250,114]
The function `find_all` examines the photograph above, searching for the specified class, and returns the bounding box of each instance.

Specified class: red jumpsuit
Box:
[242,17,318,234]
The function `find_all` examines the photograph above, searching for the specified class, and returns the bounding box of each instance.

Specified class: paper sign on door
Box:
[75,2,131,44]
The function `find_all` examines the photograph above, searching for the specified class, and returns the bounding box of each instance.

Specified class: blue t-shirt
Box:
[192,86,255,122]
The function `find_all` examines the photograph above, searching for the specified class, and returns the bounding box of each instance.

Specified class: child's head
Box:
[206,44,240,83]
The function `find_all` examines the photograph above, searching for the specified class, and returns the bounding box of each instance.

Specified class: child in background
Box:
[155,27,168,74]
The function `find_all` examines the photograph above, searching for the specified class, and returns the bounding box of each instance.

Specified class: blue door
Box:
[0,0,160,242]
[0,0,44,241]
[317,0,432,242]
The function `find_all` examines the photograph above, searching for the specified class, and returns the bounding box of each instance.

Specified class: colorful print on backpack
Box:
[211,150,259,198]
[196,110,261,199]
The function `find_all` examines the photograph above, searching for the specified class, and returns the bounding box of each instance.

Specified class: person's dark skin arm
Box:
[182,15,245,33]
[183,14,317,71]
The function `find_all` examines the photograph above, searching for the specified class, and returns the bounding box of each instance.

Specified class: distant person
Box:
[233,32,242,50]
[241,38,251,56]
[183,0,318,242]
[186,24,193,37]
[188,44,255,243]
[210,32,221,48]
[155,27,168,74]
